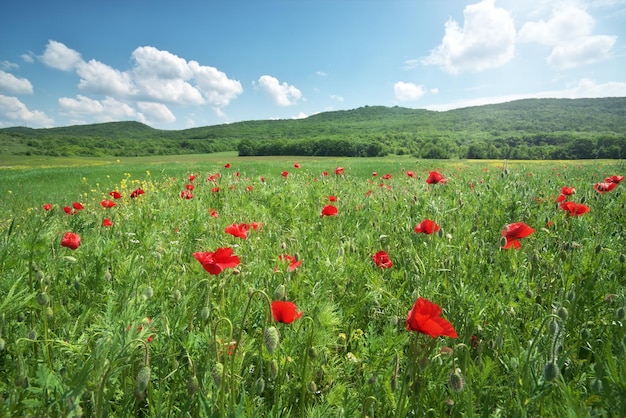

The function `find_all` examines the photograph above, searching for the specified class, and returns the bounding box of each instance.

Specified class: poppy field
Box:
[1,156,625,417]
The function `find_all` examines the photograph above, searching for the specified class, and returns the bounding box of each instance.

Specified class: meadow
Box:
[0,154,625,417]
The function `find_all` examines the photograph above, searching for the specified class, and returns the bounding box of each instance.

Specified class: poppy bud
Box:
[104,269,112,282]
[172,289,182,302]
[620,253,626,263]
[28,329,37,340]
[595,245,602,254]
[200,306,210,322]
[135,365,151,397]
[211,362,224,387]
[264,326,279,354]
[617,307,625,321]
[255,377,265,393]
[308,381,318,393]
[548,319,559,336]
[448,368,465,392]
[525,289,534,299]
[308,346,318,359]
[186,375,199,395]
[567,290,576,303]
[36,291,49,306]
[543,361,558,382]
[581,328,590,339]
[535,295,542,305]
[273,284,286,301]
[36,270,45,281]
[269,359,279,380]
[46,306,54,320]
[232,268,241,275]
[557,307,568,321]
[0,337,5,351]
[144,286,154,299]
[591,378,603,394]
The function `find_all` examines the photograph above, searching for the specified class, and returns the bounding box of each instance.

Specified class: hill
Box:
[1,97,625,159]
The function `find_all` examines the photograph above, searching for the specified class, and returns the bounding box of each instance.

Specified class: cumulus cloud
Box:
[0,94,53,127]
[40,40,243,124]
[40,40,82,71]
[422,0,516,74]
[257,75,303,106]
[137,102,176,123]
[518,4,616,69]
[394,82,425,102]
[0,71,33,94]
[59,95,141,122]
[424,78,626,111]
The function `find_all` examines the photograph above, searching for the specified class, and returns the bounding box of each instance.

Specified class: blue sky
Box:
[1,0,625,130]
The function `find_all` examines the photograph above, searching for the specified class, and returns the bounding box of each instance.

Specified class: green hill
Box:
[1,97,625,159]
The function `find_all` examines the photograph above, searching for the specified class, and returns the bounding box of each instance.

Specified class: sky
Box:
[1,0,625,130]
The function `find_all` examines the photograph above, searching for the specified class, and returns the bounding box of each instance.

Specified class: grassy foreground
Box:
[1,155,625,417]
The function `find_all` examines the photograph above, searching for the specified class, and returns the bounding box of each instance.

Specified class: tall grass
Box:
[0,157,625,416]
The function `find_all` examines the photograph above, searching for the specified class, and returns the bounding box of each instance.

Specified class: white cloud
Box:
[291,112,309,119]
[137,102,176,123]
[331,94,344,102]
[430,88,439,95]
[189,61,243,108]
[422,0,516,74]
[1,61,19,70]
[0,71,33,94]
[77,59,137,96]
[394,82,425,102]
[40,40,82,71]
[21,54,34,64]
[0,94,53,127]
[257,75,303,106]
[518,4,616,69]
[316,71,327,77]
[424,78,626,111]
[59,95,142,122]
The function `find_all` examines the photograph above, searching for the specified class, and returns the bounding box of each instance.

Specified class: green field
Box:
[1,155,625,416]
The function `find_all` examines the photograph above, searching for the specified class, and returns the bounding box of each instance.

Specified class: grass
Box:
[0,155,625,417]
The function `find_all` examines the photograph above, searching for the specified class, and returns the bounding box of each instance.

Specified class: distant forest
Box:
[1,97,625,159]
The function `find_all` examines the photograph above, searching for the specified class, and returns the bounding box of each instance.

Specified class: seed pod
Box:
[186,375,199,395]
[200,306,210,322]
[448,368,465,393]
[211,362,224,387]
[135,365,151,395]
[273,284,286,301]
[264,326,279,355]
[543,361,558,382]
[269,359,279,380]
[254,377,265,393]
[36,291,49,306]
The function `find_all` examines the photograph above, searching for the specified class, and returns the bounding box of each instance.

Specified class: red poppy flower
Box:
[102,218,114,227]
[281,171,289,178]
[501,222,534,249]
[63,206,72,215]
[61,232,81,250]
[414,219,440,234]
[594,182,618,193]
[224,163,231,168]
[406,297,458,338]
[260,176,266,183]
[42,203,53,211]
[321,171,329,177]
[328,195,337,202]
[372,172,378,177]
[335,167,344,175]
[130,188,145,198]
[247,222,261,230]
[561,186,575,196]
[382,174,392,180]
[426,171,446,184]
[225,223,249,239]
[193,247,240,275]
[294,162,301,168]
[185,183,195,191]
[188,174,196,182]
[209,209,219,218]
[605,175,624,184]
[321,205,338,217]
[180,190,194,199]
[211,187,220,193]
[406,171,416,178]
[246,185,253,191]
[72,202,84,210]
[279,254,302,272]
[101,200,116,208]
[271,301,303,324]
[372,250,393,268]
[207,174,219,182]
[109,191,122,199]
[559,201,590,216]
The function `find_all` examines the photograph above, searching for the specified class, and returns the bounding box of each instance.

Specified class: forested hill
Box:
[1,97,625,159]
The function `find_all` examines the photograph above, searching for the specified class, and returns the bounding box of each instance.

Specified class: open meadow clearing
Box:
[0,155,625,417]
